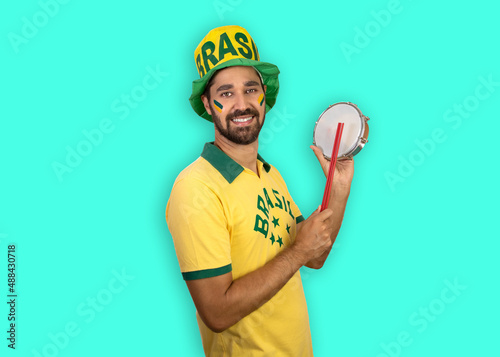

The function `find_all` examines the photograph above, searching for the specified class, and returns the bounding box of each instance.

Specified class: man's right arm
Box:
[185,208,334,333]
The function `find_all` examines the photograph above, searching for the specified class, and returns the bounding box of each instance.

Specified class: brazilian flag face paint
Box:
[214,100,223,113]
[258,94,264,106]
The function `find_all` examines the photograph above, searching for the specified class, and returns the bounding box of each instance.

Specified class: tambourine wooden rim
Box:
[313,102,370,160]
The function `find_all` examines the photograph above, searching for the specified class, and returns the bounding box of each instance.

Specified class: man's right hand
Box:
[185,207,335,333]
[291,207,334,266]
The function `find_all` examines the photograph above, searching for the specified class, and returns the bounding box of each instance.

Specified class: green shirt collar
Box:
[201,142,271,183]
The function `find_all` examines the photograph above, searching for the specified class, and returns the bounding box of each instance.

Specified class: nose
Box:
[232,92,249,111]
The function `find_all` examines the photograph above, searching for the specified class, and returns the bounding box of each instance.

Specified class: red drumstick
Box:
[321,122,344,211]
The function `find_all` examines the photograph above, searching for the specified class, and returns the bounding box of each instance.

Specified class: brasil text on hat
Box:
[189,25,280,122]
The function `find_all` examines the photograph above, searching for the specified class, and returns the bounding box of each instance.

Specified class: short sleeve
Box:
[166,178,232,280]
[289,199,305,224]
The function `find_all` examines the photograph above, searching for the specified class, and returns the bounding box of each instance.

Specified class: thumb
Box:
[310,205,321,216]
[310,145,323,163]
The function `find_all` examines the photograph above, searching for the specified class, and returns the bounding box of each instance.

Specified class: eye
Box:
[221,92,232,97]
[246,88,257,94]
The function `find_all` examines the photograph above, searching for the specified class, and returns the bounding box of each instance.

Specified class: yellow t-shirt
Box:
[166,143,313,356]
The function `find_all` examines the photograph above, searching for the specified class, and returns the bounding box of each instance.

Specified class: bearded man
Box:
[166,25,354,356]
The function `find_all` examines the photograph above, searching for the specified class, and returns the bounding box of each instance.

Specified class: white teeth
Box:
[232,116,253,123]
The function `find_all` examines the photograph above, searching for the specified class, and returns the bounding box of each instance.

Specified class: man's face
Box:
[202,66,267,145]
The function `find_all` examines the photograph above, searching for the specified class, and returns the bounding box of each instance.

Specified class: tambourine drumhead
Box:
[313,102,369,159]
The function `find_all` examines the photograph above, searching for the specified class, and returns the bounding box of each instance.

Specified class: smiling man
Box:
[205,66,264,147]
[166,25,354,356]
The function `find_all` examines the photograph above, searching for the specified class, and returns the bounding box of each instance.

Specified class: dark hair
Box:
[202,75,216,101]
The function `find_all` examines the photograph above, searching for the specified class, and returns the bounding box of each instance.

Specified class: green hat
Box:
[189,25,280,122]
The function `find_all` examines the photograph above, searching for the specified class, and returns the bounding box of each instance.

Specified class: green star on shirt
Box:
[286,224,291,234]
[270,233,276,245]
[277,236,283,247]
[272,216,280,228]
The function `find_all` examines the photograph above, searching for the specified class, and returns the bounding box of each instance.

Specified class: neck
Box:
[214,134,259,176]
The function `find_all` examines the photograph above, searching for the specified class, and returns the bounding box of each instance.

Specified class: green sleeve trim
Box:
[296,215,305,224]
[182,264,232,281]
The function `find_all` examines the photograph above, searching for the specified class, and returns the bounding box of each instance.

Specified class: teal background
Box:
[1,0,499,356]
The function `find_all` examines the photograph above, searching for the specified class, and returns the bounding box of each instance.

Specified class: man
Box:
[166,25,354,356]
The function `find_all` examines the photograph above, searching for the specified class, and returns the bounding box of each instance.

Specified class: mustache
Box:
[226,108,260,121]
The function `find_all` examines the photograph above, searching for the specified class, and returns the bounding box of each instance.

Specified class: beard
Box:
[210,105,265,145]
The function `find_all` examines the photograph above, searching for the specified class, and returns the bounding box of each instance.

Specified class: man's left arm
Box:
[302,145,355,269]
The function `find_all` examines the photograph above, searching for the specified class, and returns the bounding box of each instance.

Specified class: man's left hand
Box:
[310,145,354,190]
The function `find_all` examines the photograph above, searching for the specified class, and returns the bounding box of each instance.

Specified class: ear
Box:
[264,84,267,93]
[201,94,212,116]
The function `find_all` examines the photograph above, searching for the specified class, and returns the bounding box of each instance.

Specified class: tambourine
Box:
[313,102,370,160]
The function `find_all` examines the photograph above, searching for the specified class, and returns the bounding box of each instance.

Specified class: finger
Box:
[337,157,354,167]
[316,207,334,220]
[341,156,354,162]
[310,145,328,163]
[323,211,333,226]
[308,205,322,218]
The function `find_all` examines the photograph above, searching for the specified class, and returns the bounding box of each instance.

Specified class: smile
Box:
[231,116,254,124]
